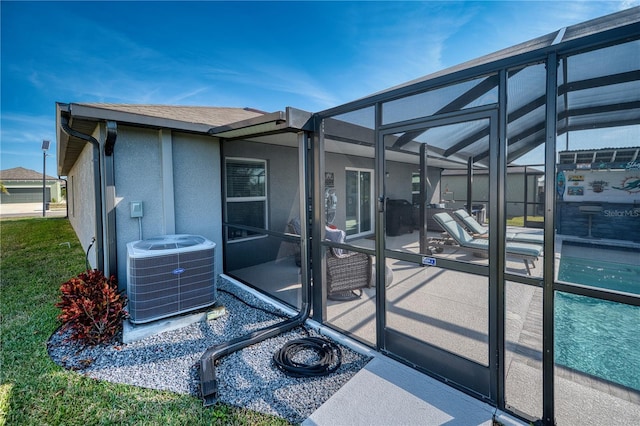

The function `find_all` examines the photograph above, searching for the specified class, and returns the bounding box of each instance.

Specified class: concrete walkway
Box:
[303,354,524,426]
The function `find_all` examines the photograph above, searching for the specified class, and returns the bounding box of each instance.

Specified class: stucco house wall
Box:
[57,103,266,290]
[172,132,222,272]
[113,126,223,287]
[67,140,98,267]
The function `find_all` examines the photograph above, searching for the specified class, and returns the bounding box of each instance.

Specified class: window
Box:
[225,158,267,241]
[345,168,373,237]
[412,172,420,205]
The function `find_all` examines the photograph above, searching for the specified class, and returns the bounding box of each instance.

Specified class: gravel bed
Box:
[47,278,372,424]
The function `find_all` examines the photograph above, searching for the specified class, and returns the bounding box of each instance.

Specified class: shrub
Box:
[56,269,127,345]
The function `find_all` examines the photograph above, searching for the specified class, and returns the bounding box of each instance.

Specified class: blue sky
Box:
[1,0,637,175]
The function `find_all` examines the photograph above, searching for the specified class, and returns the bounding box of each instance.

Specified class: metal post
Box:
[466,156,473,215]
[41,140,50,217]
[543,51,559,426]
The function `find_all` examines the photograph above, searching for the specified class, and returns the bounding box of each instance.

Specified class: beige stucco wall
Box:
[66,139,98,268]
[172,132,222,274]
[113,126,222,287]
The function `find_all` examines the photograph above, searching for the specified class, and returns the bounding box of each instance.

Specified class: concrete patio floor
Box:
[230,230,640,424]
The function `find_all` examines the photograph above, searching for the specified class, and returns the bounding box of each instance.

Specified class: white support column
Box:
[160,129,176,235]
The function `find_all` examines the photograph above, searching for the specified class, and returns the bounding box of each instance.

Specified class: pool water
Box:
[556,253,640,391]
[558,255,640,294]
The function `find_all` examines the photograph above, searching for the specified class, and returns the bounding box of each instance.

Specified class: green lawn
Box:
[0,218,289,425]
[506,216,544,227]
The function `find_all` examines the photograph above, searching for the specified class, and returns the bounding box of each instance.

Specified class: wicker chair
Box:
[325,227,372,300]
[287,218,302,266]
[287,220,372,300]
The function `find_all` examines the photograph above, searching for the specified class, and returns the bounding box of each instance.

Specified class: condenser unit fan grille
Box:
[126,235,216,324]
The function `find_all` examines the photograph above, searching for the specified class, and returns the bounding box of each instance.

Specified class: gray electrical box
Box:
[130,201,143,218]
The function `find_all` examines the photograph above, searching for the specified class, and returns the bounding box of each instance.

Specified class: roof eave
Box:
[208,107,313,139]
[56,103,237,176]
[68,103,214,133]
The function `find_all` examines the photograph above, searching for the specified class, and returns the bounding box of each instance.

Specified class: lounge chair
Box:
[453,209,543,245]
[433,212,542,275]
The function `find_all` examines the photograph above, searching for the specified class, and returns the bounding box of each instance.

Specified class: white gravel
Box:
[47,278,371,424]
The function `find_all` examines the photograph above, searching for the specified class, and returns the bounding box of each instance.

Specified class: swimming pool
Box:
[558,255,640,294]
[555,246,640,391]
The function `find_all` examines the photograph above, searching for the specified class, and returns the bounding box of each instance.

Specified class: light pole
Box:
[42,140,50,217]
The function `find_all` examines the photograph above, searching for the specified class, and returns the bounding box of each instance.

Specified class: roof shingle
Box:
[0,167,58,181]
[75,103,266,127]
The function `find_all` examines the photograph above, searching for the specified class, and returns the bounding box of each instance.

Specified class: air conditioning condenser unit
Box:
[126,234,216,324]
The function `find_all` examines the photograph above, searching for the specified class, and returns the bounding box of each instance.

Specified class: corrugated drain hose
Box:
[273,337,342,378]
[85,237,96,271]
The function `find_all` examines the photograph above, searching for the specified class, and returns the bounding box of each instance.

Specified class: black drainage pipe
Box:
[198,302,310,407]
[199,132,312,407]
[60,114,104,271]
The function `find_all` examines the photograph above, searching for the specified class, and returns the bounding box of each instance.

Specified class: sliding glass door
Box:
[345,168,373,237]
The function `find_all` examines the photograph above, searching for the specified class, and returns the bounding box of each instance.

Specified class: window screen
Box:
[226,159,267,241]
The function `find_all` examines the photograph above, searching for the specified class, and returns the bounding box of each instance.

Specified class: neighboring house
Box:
[0,167,64,204]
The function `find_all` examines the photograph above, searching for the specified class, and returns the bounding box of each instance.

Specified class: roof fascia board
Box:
[316,19,640,118]
[208,110,286,135]
[285,107,314,131]
[208,107,313,139]
[68,103,213,134]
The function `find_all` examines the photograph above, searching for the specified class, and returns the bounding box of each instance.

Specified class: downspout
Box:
[60,114,104,272]
[198,131,312,407]
[103,121,118,278]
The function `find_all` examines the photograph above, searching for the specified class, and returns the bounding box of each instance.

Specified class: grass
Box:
[506,216,544,227]
[0,218,289,425]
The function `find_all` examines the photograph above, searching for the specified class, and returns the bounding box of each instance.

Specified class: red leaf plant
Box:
[56,269,127,345]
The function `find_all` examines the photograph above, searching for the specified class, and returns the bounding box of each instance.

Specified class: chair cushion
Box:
[434,213,474,244]
[505,242,542,257]
[510,232,544,245]
[288,218,301,235]
[454,209,488,235]
[325,226,347,256]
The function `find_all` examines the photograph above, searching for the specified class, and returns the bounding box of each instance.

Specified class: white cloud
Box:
[619,0,640,11]
[1,114,54,144]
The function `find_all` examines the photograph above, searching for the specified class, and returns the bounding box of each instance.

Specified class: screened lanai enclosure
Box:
[216,8,639,425]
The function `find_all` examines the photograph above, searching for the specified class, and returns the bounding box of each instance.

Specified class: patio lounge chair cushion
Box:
[433,212,542,274]
[505,231,544,245]
[453,209,488,235]
[453,209,544,245]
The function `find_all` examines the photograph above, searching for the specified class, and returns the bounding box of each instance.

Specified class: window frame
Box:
[225,157,268,243]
